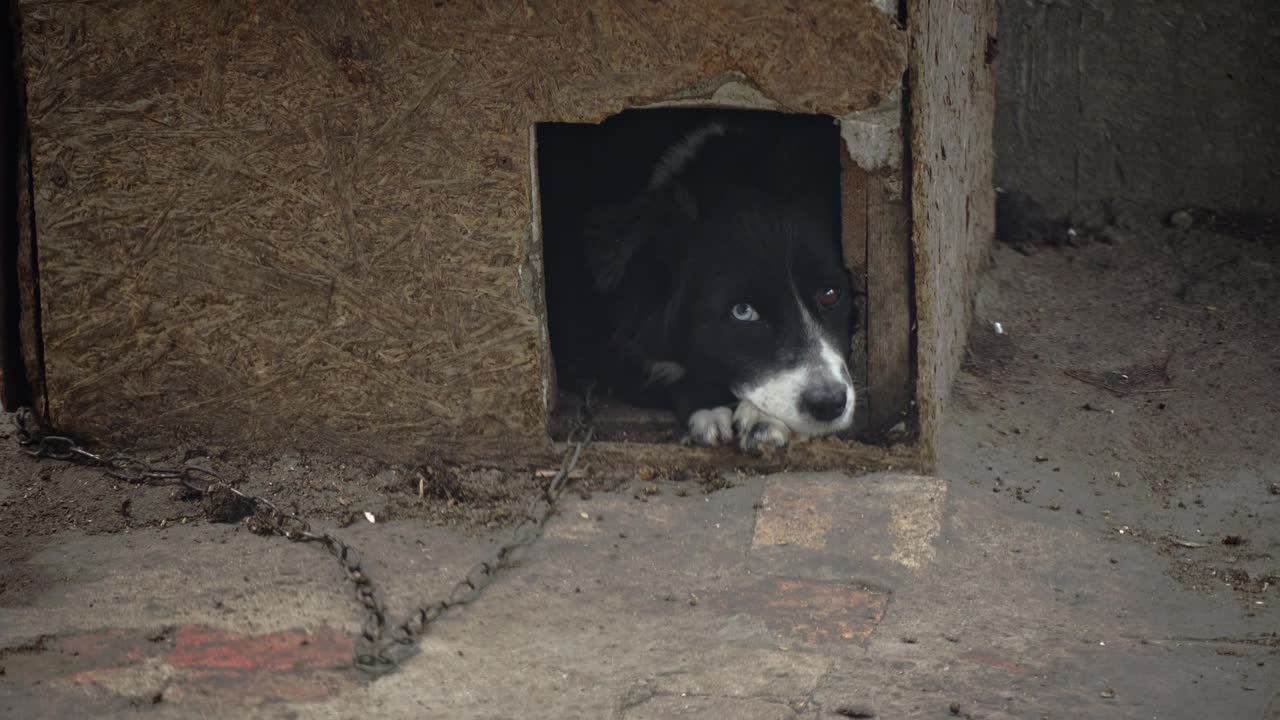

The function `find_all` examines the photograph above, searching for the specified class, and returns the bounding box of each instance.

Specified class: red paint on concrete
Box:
[2,625,357,707]
[712,577,889,645]
[0,629,156,682]
[958,651,1033,676]
[166,625,353,671]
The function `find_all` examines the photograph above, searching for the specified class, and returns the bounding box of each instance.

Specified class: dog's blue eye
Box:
[731,303,760,322]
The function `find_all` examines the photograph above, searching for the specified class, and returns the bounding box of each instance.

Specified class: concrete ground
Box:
[1,216,1278,718]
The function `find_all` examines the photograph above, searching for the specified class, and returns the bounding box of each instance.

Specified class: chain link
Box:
[11,407,591,676]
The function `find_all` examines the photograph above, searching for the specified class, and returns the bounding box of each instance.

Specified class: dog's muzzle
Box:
[799,382,849,423]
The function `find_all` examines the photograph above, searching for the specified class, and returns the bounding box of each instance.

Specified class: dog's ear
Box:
[582,184,697,293]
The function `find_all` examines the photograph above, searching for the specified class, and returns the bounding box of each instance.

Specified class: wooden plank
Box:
[839,150,871,439]
[907,0,998,463]
[14,110,43,418]
[865,175,914,439]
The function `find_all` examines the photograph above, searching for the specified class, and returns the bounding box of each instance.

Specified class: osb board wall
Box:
[19,0,906,466]
[907,0,997,463]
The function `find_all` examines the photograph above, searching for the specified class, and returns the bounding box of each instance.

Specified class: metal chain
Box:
[11,407,591,676]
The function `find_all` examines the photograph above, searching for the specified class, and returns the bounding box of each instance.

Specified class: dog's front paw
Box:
[733,400,791,453]
[684,407,735,446]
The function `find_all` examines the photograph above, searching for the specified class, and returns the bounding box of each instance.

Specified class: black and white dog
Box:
[560,113,856,451]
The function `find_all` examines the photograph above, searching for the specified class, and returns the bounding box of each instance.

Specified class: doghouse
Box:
[2,1,995,475]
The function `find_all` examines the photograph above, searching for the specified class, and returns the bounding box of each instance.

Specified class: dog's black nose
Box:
[800,385,848,422]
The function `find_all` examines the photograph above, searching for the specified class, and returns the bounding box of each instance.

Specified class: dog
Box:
[574,113,857,451]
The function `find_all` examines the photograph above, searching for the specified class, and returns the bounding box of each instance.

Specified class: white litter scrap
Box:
[364,511,376,524]
[993,322,1005,335]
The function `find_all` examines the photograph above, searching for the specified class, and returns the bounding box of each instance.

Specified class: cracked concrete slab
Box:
[1,453,1275,719]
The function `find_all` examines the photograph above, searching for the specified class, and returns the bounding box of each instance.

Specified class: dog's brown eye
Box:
[816,287,841,308]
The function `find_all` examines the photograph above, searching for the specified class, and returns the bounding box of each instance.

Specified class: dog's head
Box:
[585,121,857,437]
[671,196,856,436]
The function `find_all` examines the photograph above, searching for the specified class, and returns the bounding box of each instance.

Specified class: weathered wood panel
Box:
[907,0,998,463]
[839,151,871,439]
[20,0,907,465]
[839,90,915,444]
[866,174,913,438]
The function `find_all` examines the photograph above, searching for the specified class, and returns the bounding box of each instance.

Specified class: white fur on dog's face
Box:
[731,290,855,437]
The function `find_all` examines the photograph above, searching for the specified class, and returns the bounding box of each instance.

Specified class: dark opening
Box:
[0,2,31,411]
[536,108,845,442]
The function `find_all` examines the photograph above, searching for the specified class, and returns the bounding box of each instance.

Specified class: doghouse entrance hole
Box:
[535,108,855,443]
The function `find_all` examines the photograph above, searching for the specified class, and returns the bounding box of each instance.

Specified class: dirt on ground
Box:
[0,412,726,608]
[946,207,1279,607]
